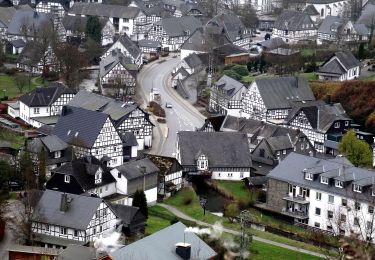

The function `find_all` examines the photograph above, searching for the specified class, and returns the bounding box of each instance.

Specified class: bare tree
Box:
[15,74,29,93]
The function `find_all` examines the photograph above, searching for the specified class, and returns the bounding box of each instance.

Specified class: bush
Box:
[157,118,166,123]
[149,101,166,117]
[223,64,236,70]
[182,191,194,205]
[231,65,249,76]
[224,202,239,223]
[223,69,241,80]
[5,68,17,76]
[170,216,179,225]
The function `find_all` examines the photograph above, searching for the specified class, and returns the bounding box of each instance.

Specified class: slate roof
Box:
[317,16,342,36]
[181,27,232,52]
[137,39,161,49]
[257,37,286,50]
[265,135,294,153]
[267,153,375,204]
[116,34,142,60]
[183,53,203,68]
[32,190,104,230]
[155,16,202,37]
[119,132,138,147]
[19,83,75,107]
[100,50,138,79]
[8,10,52,36]
[108,203,143,225]
[9,39,26,48]
[286,101,350,133]
[357,4,375,28]
[17,41,46,65]
[306,0,342,3]
[0,6,16,27]
[318,50,360,74]
[145,154,183,176]
[254,76,315,110]
[215,75,246,99]
[69,3,142,18]
[53,105,109,148]
[274,10,315,31]
[304,4,319,15]
[200,115,226,131]
[56,245,96,260]
[68,90,149,126]
[27,135,68,154]
[109,222,217,260]
[206,12,249,42]
[178,131,252,168]
[50,156,116,191]
[115,158,159,180]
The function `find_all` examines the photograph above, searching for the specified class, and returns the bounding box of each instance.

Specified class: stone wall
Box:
[266,178,288,212]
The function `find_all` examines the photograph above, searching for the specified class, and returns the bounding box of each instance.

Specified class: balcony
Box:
[283,195,310,205]
[281,208,309,220]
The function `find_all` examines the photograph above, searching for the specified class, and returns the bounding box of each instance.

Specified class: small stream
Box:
[191,179,229,214]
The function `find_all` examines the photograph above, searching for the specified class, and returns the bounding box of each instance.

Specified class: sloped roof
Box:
[145,154,183,177]
[265,136,293,153]
[178,131,252,168]
[357,4,375,27]
[137,39,161,48]
[318,50,360,74]
[50,156,116,191]
[0,6,16,27]
[274,10,315,31]
[254,76,315,110]
[116,34,142,60]
[258,37,286,50]
[69,3,141,18]
[56,245,95,260]
[318,15,343,35]
[8,10,52,36]
[32,190,103,230]
[155,16,202,37]
[119,132,138,147]
[27,135,68,153]
[108,203,144,225]
[334,50,361,69]
[183,53,203,68]
[110,222,216,260]
[100,49,138,79]
[207,12,248,42]
[200,115,226,131]
[115,158,159,180]
[53,105,109,148]
[181,27,232,52]
[304,4,319,15]
[318,58,346,75]
[19,83,75,107]
[306,0,342,3]
[215,75,246,99]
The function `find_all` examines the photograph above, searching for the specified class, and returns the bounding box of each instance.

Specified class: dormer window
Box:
[305,173,313,181]
[95,168,102,184]
[334,122,340,128]
[321,176,329,184]
[64,175,70,183]
[54,151,61,158]
[353,184,362,193]
[197,153,208,171]
[335,180,343,188]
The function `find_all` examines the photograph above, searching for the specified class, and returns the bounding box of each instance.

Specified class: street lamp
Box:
[199,196,207,216]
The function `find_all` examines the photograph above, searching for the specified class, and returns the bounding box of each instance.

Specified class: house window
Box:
[74,230,78,237]
[354,217,359,226]
[369,206,374,214]
[45,224,49,232]
[327,210,333,219]
[305,173,313,181]
[372,189,375,196]
[355,202,361,211]
[95,169,102,184]
[315,207,321,216]
[328,195,334,204]
[301,143,304,150]
[34,108,40,114]
[282,150,286,155]
[123,18,129,23]
[259,149,265,157]
[60,227,67,235]
[314,222,320,228]
[64,175,70,183]
[316,192,322,201]
[334,122,340,128]
[321,176,329,184]
[335,180,343,188]
[118,172,121,178]
[240,172,244,178]
[353,184,362,193]
[367,221,373,231]
[342,198,347,207]
[54,150,61,158]
[345,121,349,126]
[105,185,108,191]
[341,214,346,222]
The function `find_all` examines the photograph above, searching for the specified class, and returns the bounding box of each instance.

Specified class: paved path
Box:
[158,204,327,259]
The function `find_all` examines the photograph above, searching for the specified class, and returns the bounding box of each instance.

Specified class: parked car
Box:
[165,102,172,108]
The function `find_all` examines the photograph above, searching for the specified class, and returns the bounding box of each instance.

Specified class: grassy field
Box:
[215,180,249,200]
[0,75,49,99]
[299,72,318,81]
[250,240,322,260]
[146,205,174,235]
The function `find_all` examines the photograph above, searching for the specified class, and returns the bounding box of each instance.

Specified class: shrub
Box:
[5,68,17,76]
[149,101,166,117]
[223,69,241,80]
[224,202,239,223]
[223,64,236,70]
[182,191,194,205]
[232,65,249,76]
[170,216,179,225]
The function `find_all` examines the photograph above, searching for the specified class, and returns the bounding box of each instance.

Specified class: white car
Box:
[165,102,172,108]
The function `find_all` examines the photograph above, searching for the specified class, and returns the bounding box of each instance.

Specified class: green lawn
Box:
[299,72,318,81]
[0,75,48,99]
[215,180,249,200]
[250,240,322,260]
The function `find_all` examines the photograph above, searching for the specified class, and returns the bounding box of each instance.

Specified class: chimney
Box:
[60,193,69,212]
[176,243,191,260]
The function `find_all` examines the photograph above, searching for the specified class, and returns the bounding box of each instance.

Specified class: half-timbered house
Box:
[31,190,118,248]
[110,158,159,205]
[24,134,72,178]
[17,83,75,128]
[241,76,316,124]
[209,75,247,117]
[176,131,252,180]
[146,154,183,198]
[99,50,137,98]
[137,39,161,58]
[68,90,154,150]
[147,16,202,51]
[273,10,317,44]
[304,0,350,19]
[101,34,143,67]
[46,156,117,198]
[53,105,123,167]
[285,101,351,153]
[317,50,361,81]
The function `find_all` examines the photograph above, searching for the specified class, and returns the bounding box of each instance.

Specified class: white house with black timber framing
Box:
[68,90,154,150]
[241,76,316,124]
[209,75,247,117]
[16,83,75,128]
[285,101,352,153]
[53,105,123,167]
[317,50,361,81]
[31,190,118,248]
[176,131,252,180]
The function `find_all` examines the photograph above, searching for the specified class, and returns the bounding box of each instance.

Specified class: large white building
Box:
[266,153,375,242]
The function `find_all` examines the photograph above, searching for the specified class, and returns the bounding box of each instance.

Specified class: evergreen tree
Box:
[132,190,148,219]
[86,16,102,44]
[358,43,365,60]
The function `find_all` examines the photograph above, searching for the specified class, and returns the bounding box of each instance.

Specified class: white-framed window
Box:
[45,224,49,232]
[305,173,313,180]
[328,195,334,204]
[64,175,70,183]
[315,207,321,216]
[355,202,361,211]
[353,184,362,193]
[327,210,333,219]
[54,150,61,158]
[345,121,349,126]
[74,230,78,237]
[282,150,286,155]
[321,176,329,184]
[60,227,67,235]
[314,222,320,228]
[342,198,347,207]
[34,108,40,114]
[334,122,340,128]
[369,205,374,214]
[335,180,343,188]
[316,192,322,201]
[123,18,129,23]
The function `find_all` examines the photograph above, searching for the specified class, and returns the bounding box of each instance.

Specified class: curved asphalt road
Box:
[138,56,205,157]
